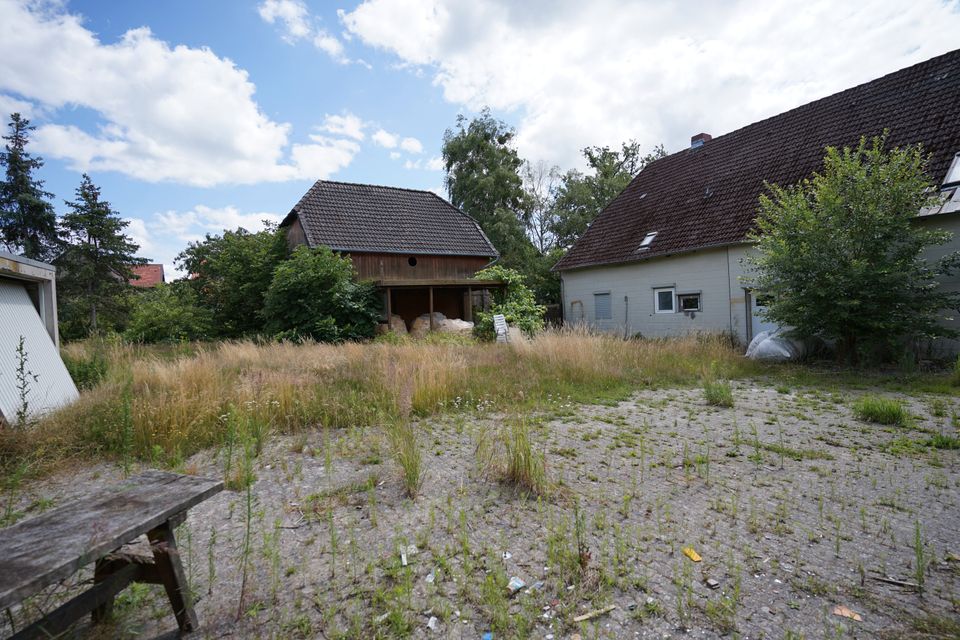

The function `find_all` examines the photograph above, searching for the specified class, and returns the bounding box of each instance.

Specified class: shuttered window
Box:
[594,292,612,320]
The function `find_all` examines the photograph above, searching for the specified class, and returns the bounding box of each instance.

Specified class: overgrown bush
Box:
[473,265,545,340]
[124,283,213,343]
[853,395,906,425]
[263,246,382,342]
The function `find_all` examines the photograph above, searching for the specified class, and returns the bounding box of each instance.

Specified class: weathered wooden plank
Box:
[8,563,140,640]
[0,470,223,611]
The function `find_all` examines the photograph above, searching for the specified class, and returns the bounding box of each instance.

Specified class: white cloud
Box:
[0,0,358,186]
[257,0,352,64]
[342,0,960,168]
[371,128,398,148]
[257,0,311,42]
[400,136,423,154]
[0,93,36,119]
[140,205,283,277]
[389,151,401,160]
[403,155,443,171]
[313,30,349,64]
[319,112,367,140]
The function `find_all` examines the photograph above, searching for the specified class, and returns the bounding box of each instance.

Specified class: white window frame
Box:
[593,291,612,320]
[654,287,675,314]
[637,231,658,251]
[677,292,702,312]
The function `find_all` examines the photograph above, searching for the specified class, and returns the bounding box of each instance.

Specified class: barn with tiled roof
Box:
[555,49,960,347]
[280,180,500,330]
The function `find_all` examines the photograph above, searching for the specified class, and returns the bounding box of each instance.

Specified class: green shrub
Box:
[853,395,906,425]
[263,246,381,343]
[62,346,109,390]
[703,380,734,407]
[473,265,545,341]
[124,283,213,343]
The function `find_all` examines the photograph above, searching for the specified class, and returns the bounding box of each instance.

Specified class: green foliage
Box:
[853,395,906,426]
[124,282,214,343]
[441,108,536,269]
[472,265,545,340]
[57,174,145,339]
[551,141,665,249]
[703,379,734,407]
[176,225,287,338]
[0,113,60,261]
[747,135,960,362]
[263,245,381,342]
[62,344,109,390]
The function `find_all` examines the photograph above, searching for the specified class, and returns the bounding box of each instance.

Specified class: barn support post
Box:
[429,287,435,330]
[465,286,473,322]
[385,287,392,321]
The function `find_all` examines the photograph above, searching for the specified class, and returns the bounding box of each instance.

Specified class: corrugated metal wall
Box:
[0,279,79,424]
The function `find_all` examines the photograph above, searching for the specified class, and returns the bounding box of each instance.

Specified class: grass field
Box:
[2,331,959,638]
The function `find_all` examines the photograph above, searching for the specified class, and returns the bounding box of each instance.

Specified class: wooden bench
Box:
[0,470,223,639]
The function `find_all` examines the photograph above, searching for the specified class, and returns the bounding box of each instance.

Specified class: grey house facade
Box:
[554,50,960,350]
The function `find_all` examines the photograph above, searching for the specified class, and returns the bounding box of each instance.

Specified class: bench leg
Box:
[147,520,198,633]
[91,558,116,623]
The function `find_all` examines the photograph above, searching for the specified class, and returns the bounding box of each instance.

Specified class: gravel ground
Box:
[3,381,959,639]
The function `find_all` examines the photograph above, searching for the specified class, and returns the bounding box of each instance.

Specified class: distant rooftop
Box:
[129,264,165,288]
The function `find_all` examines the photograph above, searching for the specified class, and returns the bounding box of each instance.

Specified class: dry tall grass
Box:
[2,329,757,477]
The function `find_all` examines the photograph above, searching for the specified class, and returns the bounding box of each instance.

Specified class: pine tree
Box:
[58,174,145,335]
[0,113,60,261]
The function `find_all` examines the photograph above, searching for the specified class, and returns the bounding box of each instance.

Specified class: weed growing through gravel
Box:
[703,379,734,407]
[386,420,422,498]
[853,395,907,426]
[503,418,547,495]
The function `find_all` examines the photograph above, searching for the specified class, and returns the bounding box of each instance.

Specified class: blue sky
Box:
[1,0,959,276]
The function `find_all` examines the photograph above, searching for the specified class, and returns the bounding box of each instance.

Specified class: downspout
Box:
[726,246,734,337]
[623,295,629,339]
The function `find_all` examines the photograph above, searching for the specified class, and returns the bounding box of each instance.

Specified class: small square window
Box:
[654,288,674,313]
[594,292,612,320]
[678,293,701,312]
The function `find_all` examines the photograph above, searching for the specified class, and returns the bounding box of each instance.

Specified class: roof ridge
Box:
[671,48,960,159]
[311,178,445,197]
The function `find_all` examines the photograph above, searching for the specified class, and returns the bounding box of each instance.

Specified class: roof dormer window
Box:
[637,231,658,251]
[944,153,960,187]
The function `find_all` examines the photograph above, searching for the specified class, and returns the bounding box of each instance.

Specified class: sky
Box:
[1,0,959,277]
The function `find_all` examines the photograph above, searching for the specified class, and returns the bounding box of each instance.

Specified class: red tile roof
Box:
[129,264,165,288]
[554,49,960,272]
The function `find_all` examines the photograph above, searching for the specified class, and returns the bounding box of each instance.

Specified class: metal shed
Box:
[0,251,78,425]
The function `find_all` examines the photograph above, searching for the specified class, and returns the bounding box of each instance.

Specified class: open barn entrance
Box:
[380,280,503,331]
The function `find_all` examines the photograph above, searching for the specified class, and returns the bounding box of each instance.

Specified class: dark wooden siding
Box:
[349,253,490,282]
[285,218,308,250]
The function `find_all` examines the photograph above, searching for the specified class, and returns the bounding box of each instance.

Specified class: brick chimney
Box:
[690,132,712,148]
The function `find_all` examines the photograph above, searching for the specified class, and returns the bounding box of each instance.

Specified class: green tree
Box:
[176,225,287,338]
[746,135,960,362]
[125,282,214,343]
[442,108,536,269]
[263,245,381,342]
[0,113,60,261]
[473,265,545,340]
[552,141,665,249]
[57,174,144,337]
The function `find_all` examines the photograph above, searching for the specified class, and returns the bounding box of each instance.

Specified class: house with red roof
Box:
[128,264,165,288]
[554,49,960,350]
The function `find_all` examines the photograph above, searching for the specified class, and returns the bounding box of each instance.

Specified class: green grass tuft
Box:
[703,380,734,407]
[853,395,906,426]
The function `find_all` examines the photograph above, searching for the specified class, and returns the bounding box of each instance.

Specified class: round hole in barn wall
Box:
[408,256,418,267]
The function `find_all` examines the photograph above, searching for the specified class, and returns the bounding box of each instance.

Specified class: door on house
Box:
[750,292,778,339]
